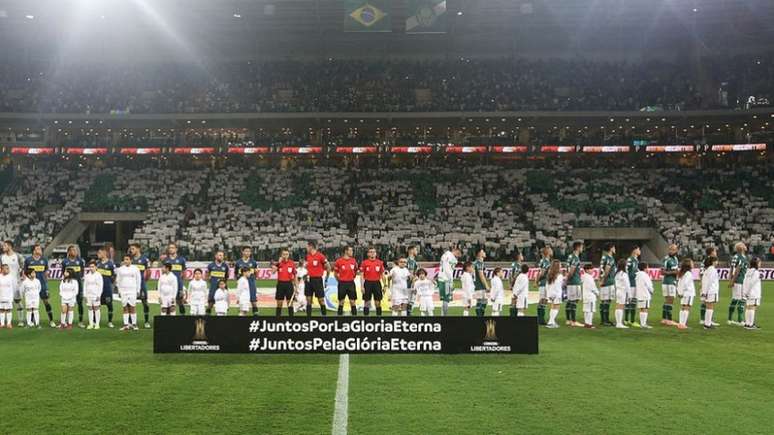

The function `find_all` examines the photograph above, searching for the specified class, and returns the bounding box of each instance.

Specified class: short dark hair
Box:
[240,268,250,275]
[3,240,13,248]
[463,261,473,270]
[572,241,583,250]
[521,264,529,273]
[750,257,760,269]
[416,268,427,277]
[617,259,627,271]
[705,246,715,256]
[493,267,502,274]
[638,262,648,271]
[307,241,317,249]
[603,242,614,251]
[704,256,717,268]
[130,243,141,250]
[163,263,172,270]
[218,279,227,286]
[88,260,96,266]
[583,263,594,271]
[193,268,202,274]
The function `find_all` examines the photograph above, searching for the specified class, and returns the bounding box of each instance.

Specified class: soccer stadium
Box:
[1,0,773,434]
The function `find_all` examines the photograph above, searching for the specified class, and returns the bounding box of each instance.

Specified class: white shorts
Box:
[160,295,176,308]
[85,295,101,306]
[189,296,206,308]
[566,285,581,301]
[615,288,628,305]
[189,304,206,315]
[61,296,76,307]
[239,301,252,312]
[746,298,761,307]
[637,299,651,309]
[25,294,40,309]
[418,296,434,312]
[513,294,528,310]
[583,300,596,313]
[600,285,615,301]
[491,302,503,312]
[662,284,677,298]
[391,288,408,306]
[703,293,719,304]
[732,284,743,300]
[215,301,228,314]
[547,296,562,305]
[538,286,547,300]
[121,292,137,307]
[473,290,488,300]
[0,300,12,310]
[680,296,694,307]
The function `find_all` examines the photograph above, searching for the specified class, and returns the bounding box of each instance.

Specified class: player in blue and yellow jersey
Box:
[206,250,229,315]
[129,243,152,328]
[24,244,56,327]
[61,245,86,327]
[235,246,258,317]
[163,243,187,315]
[96,247,116,327]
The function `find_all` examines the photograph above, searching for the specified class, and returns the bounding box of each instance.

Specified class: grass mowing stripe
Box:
[332,354,350,435]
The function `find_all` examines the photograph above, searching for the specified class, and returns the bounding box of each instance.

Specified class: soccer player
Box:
[238,268,254,316]
[333,246,358,316]
[163,243,187,315]
[83,261,104,329]
[728,242,748,325]
[511,264,530,317]
[581,263,599,329]
[460,262,475,317]
[701,256,720,329]
[21,269,41,328]
[187,269,208,316]
[635,262,654,329]
[158,264,179,316]
[59,269,78,329]
[2,240,25,327]
[294,261,308,314]
[625,246,641,327]
[675,258,695,330]
[388,257,412,316]
[473,248,490,317]
[564,241,583,327]
[235,247,259,317]
[405,245,419,316]
[545,260,564,328]
[129,243,152,328]
[359,247,386,316]
[489,267,505,316]
[61,245,85,328]
[437,246,460,316]
[305,241,329,317]
[509,249,524,290]
[614,259,630,329]
[206,250,229,315]
[115,254,142,330]
[598,242,616,326]
[274,249,297,316]
[213,280,229,316]
[413,269,435,316]
[96,248,116,328]
[535,246,553,325]
[0,264,14,328]
[660,244,679,326]
[742,257,762,330]
[24,244,56,327]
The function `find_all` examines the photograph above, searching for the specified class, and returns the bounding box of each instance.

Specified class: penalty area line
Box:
[332,353,350,435]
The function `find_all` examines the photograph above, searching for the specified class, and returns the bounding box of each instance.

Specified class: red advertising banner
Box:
[444,146,487,154]
[172,147,216,155]
[645,145,695,153]
[227,147,271,154]
[539,145,576,153]
[491,146,528,153]
[582,146,630,153]
[280,147,322,154]
[334,147,378,154]
[710,143,766,152]
[119,148,162,155]
[10,147,56,155]
[65,148,109,155]
[390,146,433,154]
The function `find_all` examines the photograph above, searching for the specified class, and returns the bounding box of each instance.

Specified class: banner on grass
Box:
[153,316,539,354]
[344,0,391,32]
[405,0,447,33]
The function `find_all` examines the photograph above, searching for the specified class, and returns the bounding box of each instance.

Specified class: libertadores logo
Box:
[179,318,220,351]
[470,319,511,352]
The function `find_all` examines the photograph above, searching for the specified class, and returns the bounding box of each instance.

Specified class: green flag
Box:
[405,0,447,33]
[344,1,391,32]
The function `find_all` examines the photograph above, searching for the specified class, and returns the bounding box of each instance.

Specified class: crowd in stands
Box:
[2,54,773,114]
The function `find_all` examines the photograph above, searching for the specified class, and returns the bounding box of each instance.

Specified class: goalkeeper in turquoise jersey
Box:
[728,242,749,325]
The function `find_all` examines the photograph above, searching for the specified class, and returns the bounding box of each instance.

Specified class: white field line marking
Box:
[332,353,350,435]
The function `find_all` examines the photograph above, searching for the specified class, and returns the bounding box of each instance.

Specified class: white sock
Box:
[548,308,559,325]
[131,314,136,326]
[27,311,33,326]
[67,311,74,325]
[492,310,500,316]
[517,311,525,317]
[399,310,406,316]
[615,309,624,326]
[0,312,5,326]
[639,312,648,326]
[584,311,592,325]
[160,311,167,316]
[95,309,101,325]
[463,309,469,316]
[749,310,756,326]
[123,313,129,326]
[705,309,714,326]
[679,310,687,326]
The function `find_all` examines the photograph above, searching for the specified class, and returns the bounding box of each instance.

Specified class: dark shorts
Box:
[338,281,356,302]
[139,286,148,301]
[100,293,113,305]
[77,280,83,296]
[363,281,383,301]
[305,277,325,298]
[39,288,50,300]
[276,281,295,300]
[249,282,257,303]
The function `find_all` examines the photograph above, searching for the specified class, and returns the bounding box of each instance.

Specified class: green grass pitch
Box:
[0,280,770,435]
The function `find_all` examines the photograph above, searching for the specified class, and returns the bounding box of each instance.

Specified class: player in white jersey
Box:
[635,262,654,329]
[21,269,41,327]
[511,264,530,317]
[581,264,599,328]
[460,263,475,317]
[158,263,180,316]
[437,247,460,316]
[186,269,208,316]
[0,264,15,328]
[115,255,142,330]
[2,240,25,326]
[675,259,695,330]
[388,258,411,316]
[700,256,720,330]
[83,261,104,329]
[742,258,762,330]
[614,259,630,329]
[213,280,229,316]
[545,260,564,328]
[489,268,505,316]
[294,264,308,313]
[59,269,79,329]
[237,268,253,316]
[413,269,436,316]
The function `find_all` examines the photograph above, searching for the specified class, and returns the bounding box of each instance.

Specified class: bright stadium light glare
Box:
[25,14,34,19]
[233,13,242,18]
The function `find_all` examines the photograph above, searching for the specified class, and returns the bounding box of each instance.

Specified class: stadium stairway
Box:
[44,216,88,257]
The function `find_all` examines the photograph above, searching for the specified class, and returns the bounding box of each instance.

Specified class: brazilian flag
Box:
[405,0,447,33]
[344,0,391,32]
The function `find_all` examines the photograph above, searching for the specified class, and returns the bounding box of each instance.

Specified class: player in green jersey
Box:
[564,241,584,326]
[728,242,749,325]
[509,250,524,317]
[535,246,553,325]
[660,244,679,326]
[598,242,617,326]
[625,246,641,327]
[473,248,490,317]
[405,246,419,316]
